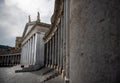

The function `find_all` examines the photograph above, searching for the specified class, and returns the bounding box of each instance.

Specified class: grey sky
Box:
[0,0,55,47]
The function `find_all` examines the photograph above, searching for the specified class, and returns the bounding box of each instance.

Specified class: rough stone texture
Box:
[0,66,63,83]
[70,0,120,83]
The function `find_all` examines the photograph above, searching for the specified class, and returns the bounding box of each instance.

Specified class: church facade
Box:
[21,13,50,69]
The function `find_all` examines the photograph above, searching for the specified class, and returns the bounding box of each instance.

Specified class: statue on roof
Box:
[37,12,40,22]
[28,15,31,23]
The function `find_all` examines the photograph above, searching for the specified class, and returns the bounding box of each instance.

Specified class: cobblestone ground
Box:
[0,66,63,83]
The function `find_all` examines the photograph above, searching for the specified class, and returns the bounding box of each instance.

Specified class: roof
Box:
[22,20,50,38]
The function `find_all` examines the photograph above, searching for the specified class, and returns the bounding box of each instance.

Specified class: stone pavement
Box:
[0,66,64,83]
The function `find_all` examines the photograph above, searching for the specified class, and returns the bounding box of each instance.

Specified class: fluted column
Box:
[30,38,32,65]
[48,41,50,66]
[46,42,48,66]
[59,23,62,71]
[49,40,51,66]
[51,37,53,67]
[6,56,8,66]
[28,40,30,65]
[21,45,23,65]
[26,41,28,65]
[56,29,58,67]
[52,35,55,68]
[31,36,34,65]
[57,27,60,70]
[34,33,37,65]
[48,40,50,66]
[54,34,56,68]
[28,39,31,65]
[24,44,26,65]
[61,16,64,70]
[25,42,27,65]
[54,35,56,68]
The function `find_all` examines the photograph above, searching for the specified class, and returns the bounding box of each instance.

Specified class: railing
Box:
[0,53,21,67]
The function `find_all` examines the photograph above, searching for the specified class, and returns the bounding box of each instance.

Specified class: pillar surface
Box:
[70,0,120,83]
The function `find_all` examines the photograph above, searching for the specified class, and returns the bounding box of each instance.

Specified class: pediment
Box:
[24,25,34,37]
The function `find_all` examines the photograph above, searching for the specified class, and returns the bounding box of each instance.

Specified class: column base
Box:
[56,66,59,71]
[58,67,62,73]
[64,77,70,83]
[48,64,51,67]
[62,70,65,78]
[50,65,54,68]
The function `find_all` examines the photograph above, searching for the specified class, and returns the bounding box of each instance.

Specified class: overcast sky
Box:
[0,0,55,47]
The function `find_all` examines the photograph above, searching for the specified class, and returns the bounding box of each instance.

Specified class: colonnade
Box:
[0,53,21,66]
[21,33,37,65]
[45,16,65,73]
[21,32,45,66]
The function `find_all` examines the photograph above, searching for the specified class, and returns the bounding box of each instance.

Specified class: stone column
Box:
[18,55,20,64]
[56,29,58,68]
[28,40,30,65]
[2,56,3,66]
[24,44,26,65]
[3,56,4,66]
[51,37,53,67]
[30,37,32,65]
[54,32,57,68]
[31,36,34,65]
[51,38,53,67]
[53,35,55,68]
[49,39,51,66]
[48,41,50,66]
[46,42,48,66]
[64,0,70,82]
[70,0,120,83]
[21,45,23,65]
[5,56,7,66]
[16,55,17,65]
[60,20,63,71]
[25,42,27,65]
[3,56,5,66]
[57,25,60,69]
[28,39,30,65]
[6,56,8,66]
[14,55,16,65]
[61,16,64,70]
[11,56,13,66]
[26,41,28,65]
[52,36,55,68]
[59,22,62,71]
[2,56,4,65]
[18,55,19,65]
[34,33,37,65]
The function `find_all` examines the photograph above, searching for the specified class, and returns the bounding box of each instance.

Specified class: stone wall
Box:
[70,0,120,83]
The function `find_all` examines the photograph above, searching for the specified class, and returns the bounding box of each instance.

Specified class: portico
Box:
[21,12,50,70]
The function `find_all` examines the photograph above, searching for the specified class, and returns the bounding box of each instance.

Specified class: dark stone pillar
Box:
[52,35,55,68]
[45,43,48,66]
[48,41,50,66]
[70,0,120,83]
[54,31,57,68]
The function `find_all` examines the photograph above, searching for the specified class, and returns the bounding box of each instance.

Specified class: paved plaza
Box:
[0,66,63,83]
